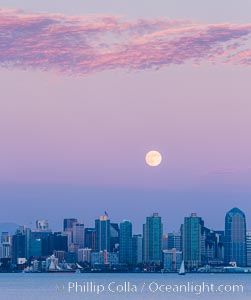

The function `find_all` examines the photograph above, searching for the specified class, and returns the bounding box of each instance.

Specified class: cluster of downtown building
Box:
[0,207,251,272]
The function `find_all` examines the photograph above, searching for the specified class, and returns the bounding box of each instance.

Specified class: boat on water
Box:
[178,261,186,275]
[224,261,251,273]
[47,256,75,273]
[24,255,76,273]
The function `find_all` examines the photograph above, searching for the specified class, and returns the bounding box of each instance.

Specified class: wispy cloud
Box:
[207,168,238,175]
[0,9,251,75]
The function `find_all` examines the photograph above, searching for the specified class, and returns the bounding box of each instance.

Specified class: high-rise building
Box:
[110,223,120,252]
[163,249,182,272]
[12,232,25,264]
[162,234,168,250]
[167,232,182,251]
[247,231,251,267]
[52,232,68,252]
[225,207,247,267]
[63,218,78,231]
[183,213,204,270]
[132,234,143,265]
[95,216,110,252]
[72,223,84,248]
[36,220,50,231]
[1,232,11,243]
[30,238,42,257]
[0,232,12,259]
[84,228,96,250]
[214,231,225,263]
[201,227,218,265]
[31,231,53,257]
[78,248,92,263]
[0,243,11,259]
[143,213,163,265]
[90,250,119,267]
[119,220,132,264]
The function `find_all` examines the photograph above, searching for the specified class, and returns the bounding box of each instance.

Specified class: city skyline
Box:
[1,206,250,234]
[1,207,251,273]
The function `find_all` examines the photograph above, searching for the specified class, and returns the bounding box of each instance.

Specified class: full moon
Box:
[145,150,162,167]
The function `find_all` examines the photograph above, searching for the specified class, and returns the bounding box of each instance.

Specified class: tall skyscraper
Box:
[143,213,163,265]
[119,220,132,264]
[132,234,143,265]
[110,223,120,252]
[63,218,78,245]
[214,231,225,262]
[30,238,42,257]
[225,207,247,267]
[247,231,251,267]
[84,228,96,250]
[95,216,110,252]
[63,218,78,231]
[201,227,218,265]
[12,232,25,264]
[183,213,204,270]
[52,232,68,252]
[72,223,84,248]
[31,231,53,257]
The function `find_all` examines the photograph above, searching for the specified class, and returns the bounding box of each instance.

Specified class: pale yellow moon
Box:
[145,150,162,167]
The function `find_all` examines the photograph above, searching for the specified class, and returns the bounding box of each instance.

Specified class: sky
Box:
[0,1,251,233]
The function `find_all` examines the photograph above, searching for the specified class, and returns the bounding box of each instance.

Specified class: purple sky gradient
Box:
[0,1,251,232]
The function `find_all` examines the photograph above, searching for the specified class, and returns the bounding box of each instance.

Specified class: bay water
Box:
[0,273,250,300]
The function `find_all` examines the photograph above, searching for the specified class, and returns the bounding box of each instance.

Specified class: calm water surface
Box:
[0,273,250,300]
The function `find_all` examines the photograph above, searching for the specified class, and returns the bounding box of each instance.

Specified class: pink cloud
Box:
[226,49,251,65]
[0,9,251,75]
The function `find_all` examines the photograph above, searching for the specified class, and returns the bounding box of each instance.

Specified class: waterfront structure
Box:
[90,250,119,267]
[183,213,204,270]
[246,231,251,267]
[132,234,143,265]
[3,211,251,271]
[143,213,163,265]
[84,228,96,250]
[225,207,247,267]
[163,249,182,272]
[95,216,110,252]
[119,220,132,264]
[78,248,92,263]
